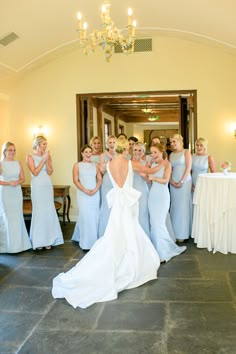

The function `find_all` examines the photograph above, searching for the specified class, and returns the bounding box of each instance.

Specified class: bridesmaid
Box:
[0,142,31,253]
[169,134,192,242]
[100,135,117,174]
[90,136,102,163]
[26,136,64,250]
[192,137,216,192]
[132,142,151,237]
[98,135,116,238]
[72,144,102,249]
[143,135,160,164]
[148,143,186,262]
[127,136,139,160]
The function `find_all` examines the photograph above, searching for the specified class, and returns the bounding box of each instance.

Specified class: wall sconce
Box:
[33,125,47,138]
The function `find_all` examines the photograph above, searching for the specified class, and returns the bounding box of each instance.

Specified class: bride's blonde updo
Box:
[115,136,129,154]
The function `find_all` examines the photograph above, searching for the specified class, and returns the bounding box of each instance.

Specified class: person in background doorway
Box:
[127,136,139,160]
[150,136,160,146]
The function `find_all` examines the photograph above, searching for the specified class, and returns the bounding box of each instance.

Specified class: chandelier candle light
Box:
[76,0,137,62]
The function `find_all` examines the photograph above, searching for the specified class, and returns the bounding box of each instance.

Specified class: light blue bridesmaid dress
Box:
[192,154,208,188]
[30,155,64,249]
[169,150,192,241]
[133,161,150,237]
[72,162,100,249]
[148,164,186,261]
[90,155,101,164]
[98,153,113,238]
[0,160,31,253]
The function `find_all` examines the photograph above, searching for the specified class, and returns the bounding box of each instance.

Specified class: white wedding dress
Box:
[52,160,160,308]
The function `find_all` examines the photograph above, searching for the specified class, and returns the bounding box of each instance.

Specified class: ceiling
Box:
[1,0,236,90]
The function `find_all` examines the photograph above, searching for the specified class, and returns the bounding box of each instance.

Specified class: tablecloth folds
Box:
[192,173,236,254]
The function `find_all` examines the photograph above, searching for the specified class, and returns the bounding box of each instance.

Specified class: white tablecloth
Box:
[192,172,236,254]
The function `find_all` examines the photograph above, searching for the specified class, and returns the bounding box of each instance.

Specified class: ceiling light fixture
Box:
[141,108,153,114]
[141,104,153,114]
[148,115,159,122]
[76,0,136,62]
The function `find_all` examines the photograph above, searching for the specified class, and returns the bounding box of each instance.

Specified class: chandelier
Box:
[76,0,137,62]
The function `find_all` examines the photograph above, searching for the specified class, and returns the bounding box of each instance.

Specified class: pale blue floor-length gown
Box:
[166,212,176,242]
[0,160,31,253]
[98,170,113,238]
[72,162,100,249]
[148,165,186,261]
[98,153,113,238]
[169,150,192,240]
[192,154,208,188]
[191,154,209,230]
[133,162,150,238]
[29,155,64,249]
[52,160,160,309]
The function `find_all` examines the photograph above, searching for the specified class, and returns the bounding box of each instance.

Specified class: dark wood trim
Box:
[76,89,197,154]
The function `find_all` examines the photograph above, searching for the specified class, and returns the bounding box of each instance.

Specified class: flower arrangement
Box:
[221,161,231,171]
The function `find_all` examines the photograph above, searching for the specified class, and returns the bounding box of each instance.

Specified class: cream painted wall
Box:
[3,35,236,220]
[0,94,10,145]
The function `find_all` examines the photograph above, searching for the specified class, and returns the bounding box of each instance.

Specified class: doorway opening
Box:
[76,89,197,159]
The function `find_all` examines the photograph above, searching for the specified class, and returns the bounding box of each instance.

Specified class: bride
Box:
[52,137,160,309]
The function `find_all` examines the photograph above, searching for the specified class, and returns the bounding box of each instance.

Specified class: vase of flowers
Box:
[221,161,231,175]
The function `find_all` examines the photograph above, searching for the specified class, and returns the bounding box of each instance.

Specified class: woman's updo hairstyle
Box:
[195,137,208,152]
[152,142,167,160]
[133,141,146,153]
[171,134,184,147]
[89,136,101,147]
[115,136,129,154]
[106,135,117,149]
[1,141,14,160]
[81,144,93,153]
[33,135,46,150]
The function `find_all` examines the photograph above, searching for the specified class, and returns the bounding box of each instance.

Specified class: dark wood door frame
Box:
[76,89,197,160]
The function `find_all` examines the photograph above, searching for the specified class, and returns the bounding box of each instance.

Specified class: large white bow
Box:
[106,186,141,209]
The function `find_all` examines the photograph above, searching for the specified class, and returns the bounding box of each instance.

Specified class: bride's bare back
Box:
[109,157,129,188]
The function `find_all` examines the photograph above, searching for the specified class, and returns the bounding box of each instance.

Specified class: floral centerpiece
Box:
[221,161,231,175]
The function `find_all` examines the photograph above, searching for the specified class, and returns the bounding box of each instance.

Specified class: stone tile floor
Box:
[0,222,235,354]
